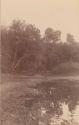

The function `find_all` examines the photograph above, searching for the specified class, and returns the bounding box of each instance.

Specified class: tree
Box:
[66,33,75,44]
[1,20,41,72]
[44,28,61,44]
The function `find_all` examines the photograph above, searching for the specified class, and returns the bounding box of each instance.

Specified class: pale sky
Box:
[1,0,79,41]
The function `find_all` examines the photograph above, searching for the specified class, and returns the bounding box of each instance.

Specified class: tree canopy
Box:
[1,20,79,73]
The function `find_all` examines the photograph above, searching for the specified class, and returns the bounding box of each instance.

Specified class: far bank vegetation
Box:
[1,20,79,74]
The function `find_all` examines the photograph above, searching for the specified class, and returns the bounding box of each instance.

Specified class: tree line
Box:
[1,20,79,73]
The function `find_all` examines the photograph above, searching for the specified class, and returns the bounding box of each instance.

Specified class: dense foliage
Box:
[1,20,79,73]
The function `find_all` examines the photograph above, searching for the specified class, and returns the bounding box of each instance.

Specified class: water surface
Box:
[25,80,79,125]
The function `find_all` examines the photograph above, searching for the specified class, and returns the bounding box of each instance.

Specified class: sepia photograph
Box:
[0,0,79,125]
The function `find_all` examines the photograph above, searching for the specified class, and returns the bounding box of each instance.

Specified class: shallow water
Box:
[25,80,79,125]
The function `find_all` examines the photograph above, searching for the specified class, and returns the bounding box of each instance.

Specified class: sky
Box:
[1,0,79,41]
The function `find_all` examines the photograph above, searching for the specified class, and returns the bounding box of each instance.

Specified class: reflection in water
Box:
[25,80,79,125]
[72,104,79,124]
